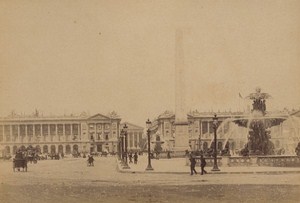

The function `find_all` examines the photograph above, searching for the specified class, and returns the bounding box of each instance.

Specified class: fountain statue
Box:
[151,134,165,159]
[233,88,286,156]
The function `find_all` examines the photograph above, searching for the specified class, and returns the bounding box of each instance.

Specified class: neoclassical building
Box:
[0,111,129,156]
[120,122,144,151]
[148,110,300,154]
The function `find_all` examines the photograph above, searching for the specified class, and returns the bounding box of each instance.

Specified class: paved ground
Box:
[1,155,300,203]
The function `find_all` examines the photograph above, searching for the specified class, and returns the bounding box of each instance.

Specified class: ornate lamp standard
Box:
[145,119,154,171]
[198,134,201,151]
[120,129,124,163]
[212,114,220,171]
[123,124,130,169]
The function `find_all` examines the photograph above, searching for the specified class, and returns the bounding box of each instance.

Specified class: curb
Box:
[116,159,300,175]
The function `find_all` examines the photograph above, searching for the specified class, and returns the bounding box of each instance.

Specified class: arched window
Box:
[66,145,71,154]
[36,145,41,153]
[58,145,64,154]
[43,145,48,154]
[50,145,56,154]
[73,145,79,153]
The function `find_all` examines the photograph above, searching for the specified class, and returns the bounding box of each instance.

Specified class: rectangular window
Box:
[27,125,33,136]
[202,122,208,134]
[42,125,48,136]
[209,122,214,133]
[50,124,56,135]
[57,124,63,135]
[72,124,79,135]
[12,125,18,136]
[35,125,41,136]
[65,124,71,135]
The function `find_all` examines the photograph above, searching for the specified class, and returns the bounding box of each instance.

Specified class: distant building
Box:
[120,122,144,151]
[148,110,300,154]
[0,111,125,156]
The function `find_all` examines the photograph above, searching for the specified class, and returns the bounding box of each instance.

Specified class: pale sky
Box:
[0,0,300,127]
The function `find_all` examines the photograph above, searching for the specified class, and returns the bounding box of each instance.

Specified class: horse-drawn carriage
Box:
[13,157,27,172]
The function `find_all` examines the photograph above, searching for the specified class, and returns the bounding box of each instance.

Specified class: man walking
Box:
[133,152,138,164]
[200,155,207,175]
[128,152,133,163]
[189,152,197,175]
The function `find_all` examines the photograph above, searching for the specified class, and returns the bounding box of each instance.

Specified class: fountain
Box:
[151,134,165,159]
[233,87,287,156]
[207,88,300,167]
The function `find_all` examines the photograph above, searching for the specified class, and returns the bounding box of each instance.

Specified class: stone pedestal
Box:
[173,122,190,154]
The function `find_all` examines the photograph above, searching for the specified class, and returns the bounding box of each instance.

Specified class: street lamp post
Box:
[212,114,220,171]
[120,129,124,163]
[198,134,201,151]
[145,119,154,171]
[123,124,130,169]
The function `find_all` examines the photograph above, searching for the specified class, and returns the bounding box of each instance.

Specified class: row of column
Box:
[0,123,80,143]
[127,132,142,149]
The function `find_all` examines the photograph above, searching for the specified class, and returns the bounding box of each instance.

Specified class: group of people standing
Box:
[189,152,207,175]
[128,152,138,164]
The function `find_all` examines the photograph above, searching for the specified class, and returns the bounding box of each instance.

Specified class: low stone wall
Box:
[227,157,253,167]
[195,157,222,167]
[257,156,300,167]
[193,156,300,167]
[158,151,186,158]
[161,154,300,167]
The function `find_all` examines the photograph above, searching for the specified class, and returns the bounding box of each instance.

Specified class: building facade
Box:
[149,110,300,154]
[0,112,123,156]
[120,122,144,151]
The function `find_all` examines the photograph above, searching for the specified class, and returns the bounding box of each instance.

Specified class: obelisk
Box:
[174,29,190,153]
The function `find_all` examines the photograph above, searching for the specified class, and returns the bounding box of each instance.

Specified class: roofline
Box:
[121,122,144,129]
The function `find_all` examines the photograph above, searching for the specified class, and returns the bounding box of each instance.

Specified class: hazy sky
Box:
[1,0,299,127]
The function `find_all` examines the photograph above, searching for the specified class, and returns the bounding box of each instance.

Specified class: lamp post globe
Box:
[211,114,220,171]
[145,118,154,171]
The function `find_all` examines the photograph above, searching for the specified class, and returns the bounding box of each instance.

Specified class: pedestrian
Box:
[200,155,207,175]
[133,152,138,164]
[128,152,133,163]
[189,153,197,175]
[88,155,94,166]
